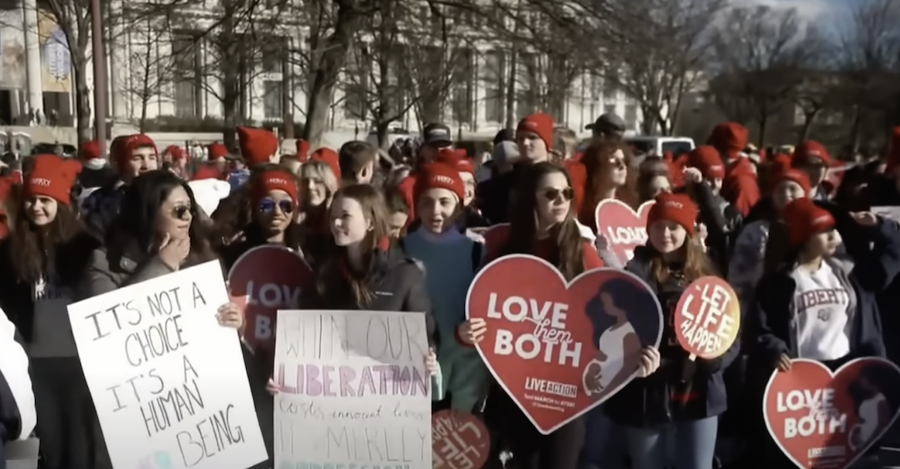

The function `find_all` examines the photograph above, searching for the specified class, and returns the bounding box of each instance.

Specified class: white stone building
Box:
[0,0,645,139]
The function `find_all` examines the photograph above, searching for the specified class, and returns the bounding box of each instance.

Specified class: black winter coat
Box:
[303,243,438,348]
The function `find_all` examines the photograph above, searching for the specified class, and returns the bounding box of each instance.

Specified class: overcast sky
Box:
[738,0,853,20]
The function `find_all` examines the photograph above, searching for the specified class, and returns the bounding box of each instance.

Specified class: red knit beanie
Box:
[208,143,228,161]
[26,155,82,205]
[253,169,298,205]
[516,113,554,150]
[647,192,698,236]
[772,168,811,195]
[435,148,475,179]
[296,139,311,162]
[237,127,279,167]
[791,140,833,167]
[118,134,157,169]
[782,198,835,247]
[311,147,341,182]
[686,146,725,180]
[413,163,465,203]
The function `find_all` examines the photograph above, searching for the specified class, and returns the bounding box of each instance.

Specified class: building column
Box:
[22,0,43,114]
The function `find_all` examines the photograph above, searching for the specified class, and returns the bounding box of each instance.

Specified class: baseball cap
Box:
[585,113,627,134]
[422,123,452,146]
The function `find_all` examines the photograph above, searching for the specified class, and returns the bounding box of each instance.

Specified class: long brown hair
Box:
[8,185,83,283]
[636,158,672,203]
[500,162,585,281]
[315,183,390,307]
[648,237,718,285]
[581,140,638,212]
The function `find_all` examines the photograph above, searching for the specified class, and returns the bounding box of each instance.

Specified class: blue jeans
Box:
[582,405,627,468]
[624,417,719,469]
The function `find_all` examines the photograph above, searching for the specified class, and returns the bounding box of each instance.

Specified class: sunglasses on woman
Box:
[258,198,294,214]
[539,187,574,202]
[172,205,192,221]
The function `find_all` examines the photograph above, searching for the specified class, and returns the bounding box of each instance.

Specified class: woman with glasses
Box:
[77,170,245,467]
[480,162,604,469]
[217,164,306,267]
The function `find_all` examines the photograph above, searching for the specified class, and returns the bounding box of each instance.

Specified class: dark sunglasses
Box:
[258,198,294,214]
[540,187,574,202]
[172,205,192,221]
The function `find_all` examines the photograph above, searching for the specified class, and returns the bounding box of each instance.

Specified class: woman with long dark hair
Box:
[78,170,245,466]
[479,162,607,469]
[0,155,99,469]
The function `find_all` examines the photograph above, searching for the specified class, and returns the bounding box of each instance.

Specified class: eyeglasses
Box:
[258,198,294,214]
[172,205,192,221]
[539,187,574,202]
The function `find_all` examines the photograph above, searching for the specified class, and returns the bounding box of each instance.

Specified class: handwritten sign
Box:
[67,261,267,469]
[274,310,432,469]
[673,276,740,359]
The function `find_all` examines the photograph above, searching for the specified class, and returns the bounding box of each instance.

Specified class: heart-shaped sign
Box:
[763,357,900,469]
[432,410,490,469]
[228,245,311,356]
[594,199,654,264]
[466,254,663,434]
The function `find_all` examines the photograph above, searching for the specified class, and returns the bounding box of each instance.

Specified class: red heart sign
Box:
[763,357,900,469]
[228,245,311,354]
[432,410,490,469]
[466,254,663,434]
[594,200,654,264]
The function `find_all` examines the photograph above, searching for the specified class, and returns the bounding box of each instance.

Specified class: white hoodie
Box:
[0,310,36,441]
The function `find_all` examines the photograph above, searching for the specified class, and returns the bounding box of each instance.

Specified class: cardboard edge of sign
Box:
[226,244,310,282]
[761,357,900,469]
[464,253,664,435]
[593,199,655,235]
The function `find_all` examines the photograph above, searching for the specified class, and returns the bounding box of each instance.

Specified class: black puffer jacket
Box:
[303,242,438,347]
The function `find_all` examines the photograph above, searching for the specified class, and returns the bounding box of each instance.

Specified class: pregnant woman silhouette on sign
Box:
[582,277,660,402]
[849,366,894,451]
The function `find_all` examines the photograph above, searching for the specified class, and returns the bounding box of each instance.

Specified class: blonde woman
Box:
[298,160,339,263]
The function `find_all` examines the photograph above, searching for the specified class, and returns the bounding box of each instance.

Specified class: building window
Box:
[483,50,505,123]
[624,104,637,129]
[603,81,617,102]
[516,52,539,120]
[262,37,285,75]
[263,80,283,119]
[171,33,202,118]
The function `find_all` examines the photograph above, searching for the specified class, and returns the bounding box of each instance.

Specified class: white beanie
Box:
[187,179,231,216]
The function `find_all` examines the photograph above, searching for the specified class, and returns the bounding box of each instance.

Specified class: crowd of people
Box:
[0,111,899,469]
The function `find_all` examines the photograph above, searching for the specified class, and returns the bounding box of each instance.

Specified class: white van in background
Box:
[625,136,695,158]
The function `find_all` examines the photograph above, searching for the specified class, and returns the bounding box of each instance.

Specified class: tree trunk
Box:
[504,49,517,130]
[799,110,818,141]
[303,1,360,148]
[72,52,91,143]
[220,11,239,148]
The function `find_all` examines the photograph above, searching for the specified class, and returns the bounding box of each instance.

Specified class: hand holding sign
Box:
[763,358,900,469]
[673,277,740,360]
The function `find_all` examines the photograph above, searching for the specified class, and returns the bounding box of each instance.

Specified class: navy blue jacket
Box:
[754,218,900,361]
[605,247,739,426]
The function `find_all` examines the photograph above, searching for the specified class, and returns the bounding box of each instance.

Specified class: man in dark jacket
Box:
[82,134,158,240]
[476,113,554,223]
